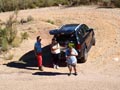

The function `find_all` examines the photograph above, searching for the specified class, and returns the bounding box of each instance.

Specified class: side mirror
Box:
[89,28,93,31]
[87,28,93,32]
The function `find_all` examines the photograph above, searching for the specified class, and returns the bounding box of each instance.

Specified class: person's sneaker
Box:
[73,72,78,76]
[68,73,71,76]
[56,65,59,69]
[39,66,43,71]
[53,64,56,69]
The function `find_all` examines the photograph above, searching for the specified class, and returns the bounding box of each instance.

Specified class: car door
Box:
[76,26,85,52]
[80,24,91,49]
[83,25,93,47]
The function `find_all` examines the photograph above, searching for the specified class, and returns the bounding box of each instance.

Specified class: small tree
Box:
[112,0,120,7]
[0,10,18,52]
[0,28,9,51]
[5,10,18,44]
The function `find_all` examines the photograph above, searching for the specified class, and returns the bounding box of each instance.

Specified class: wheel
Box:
[92,36,95,46]
[80,48,88,63]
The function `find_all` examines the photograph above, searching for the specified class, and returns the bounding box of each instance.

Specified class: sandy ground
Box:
[0,6,120,90]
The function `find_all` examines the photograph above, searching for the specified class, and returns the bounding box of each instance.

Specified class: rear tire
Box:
[92,36,95,46]
[80,48,88,63]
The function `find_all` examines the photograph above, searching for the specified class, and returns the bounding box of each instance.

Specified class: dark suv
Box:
[49,24,95,63]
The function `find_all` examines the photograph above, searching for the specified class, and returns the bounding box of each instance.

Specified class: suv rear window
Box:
[55,33,77,46]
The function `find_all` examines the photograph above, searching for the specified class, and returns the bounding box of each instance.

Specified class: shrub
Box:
[112,0,120,7]
[0,11,18,52]
[27,15,34,22]
[1,37,9,51]
[0,28,9,51]
[0,0,120,13]
[20,18,27,24]
[5,13,18,44]
[21,32,29,40]
[46,19,54,24]
[11,36,21,47]
[20,16,34,24]
[0,10,31,53]
[3,53,14,60]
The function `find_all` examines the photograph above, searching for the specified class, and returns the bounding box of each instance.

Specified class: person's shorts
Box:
[67,63,76,67]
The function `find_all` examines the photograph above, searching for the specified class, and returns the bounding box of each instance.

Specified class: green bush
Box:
[0,0,120,12]
[98,0,120,7]
[1,37,9,51]
[46,19,54,24]
[5,13,18,44]
[0,0,86,12]
[0,11,18,52]
[20,16,34,24]
[21,32,29,40]
[11,36,21,47]
[0,28,8,51]
[0,13,30,53]
[27,15,34,22]
[0,11,30,52]
[112,0,120,7]
[3,53,14,60]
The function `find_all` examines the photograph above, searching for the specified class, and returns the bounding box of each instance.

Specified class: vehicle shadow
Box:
[33,71,68,76]
[6,45,53,70]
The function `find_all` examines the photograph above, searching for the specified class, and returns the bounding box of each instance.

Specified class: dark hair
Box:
[37,36,41,40]
[52,38,56,41]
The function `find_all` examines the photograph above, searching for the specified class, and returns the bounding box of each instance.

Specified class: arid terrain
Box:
[0,6,120,90]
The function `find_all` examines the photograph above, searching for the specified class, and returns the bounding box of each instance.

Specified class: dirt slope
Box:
[0,6,120,90]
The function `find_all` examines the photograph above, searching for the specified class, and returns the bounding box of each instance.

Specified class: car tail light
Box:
[76,44,81,50]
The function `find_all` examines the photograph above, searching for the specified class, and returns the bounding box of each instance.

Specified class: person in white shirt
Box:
[50,38,60,69]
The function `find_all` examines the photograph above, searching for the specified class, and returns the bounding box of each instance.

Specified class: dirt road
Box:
[0,6,120,90]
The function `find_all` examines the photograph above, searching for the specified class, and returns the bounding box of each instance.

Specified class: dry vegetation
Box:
[0,0,120,12]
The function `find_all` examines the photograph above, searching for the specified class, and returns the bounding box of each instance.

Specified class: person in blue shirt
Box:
[65,44,78,76]
[34,36,43,71]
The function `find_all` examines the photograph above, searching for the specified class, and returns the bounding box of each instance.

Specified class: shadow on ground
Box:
[6,45,66,70]
[33,71,68,76]
[96,6,114,9]
[6,45,52,70]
